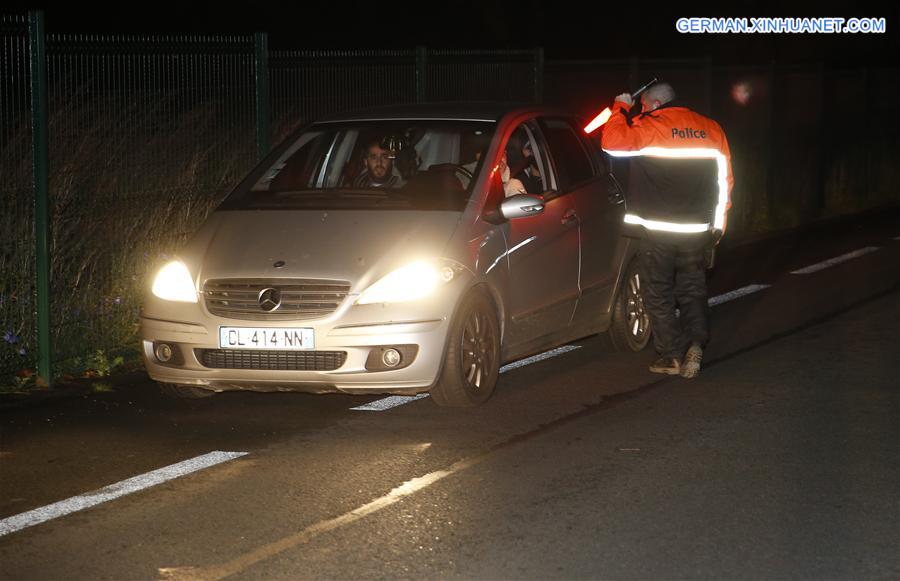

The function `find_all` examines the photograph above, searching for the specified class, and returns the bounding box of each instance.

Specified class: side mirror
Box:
[499,194,545,220]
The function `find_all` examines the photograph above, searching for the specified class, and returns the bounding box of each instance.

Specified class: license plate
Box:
[219,327,314,350]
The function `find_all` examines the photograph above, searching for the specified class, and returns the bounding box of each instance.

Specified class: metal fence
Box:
[269,49,418,142]
[426,49,542,104]
[267,48,543,142]
[1,14,34,382]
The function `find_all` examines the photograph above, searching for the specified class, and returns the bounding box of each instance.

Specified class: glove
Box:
[615,93,633,108]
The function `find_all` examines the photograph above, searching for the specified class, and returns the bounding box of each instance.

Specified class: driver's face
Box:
[365,145,393,180]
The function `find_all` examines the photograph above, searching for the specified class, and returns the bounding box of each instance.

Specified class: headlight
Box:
[356,260,463,305]
[151,261,198,303]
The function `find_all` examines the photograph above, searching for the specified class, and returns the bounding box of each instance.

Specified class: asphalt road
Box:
[1,210,898,580]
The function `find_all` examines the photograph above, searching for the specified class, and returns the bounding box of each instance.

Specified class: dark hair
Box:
[509,153,538,179]
[505,129,532,170]
[363,138,387,152]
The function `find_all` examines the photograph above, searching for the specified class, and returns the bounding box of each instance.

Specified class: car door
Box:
[504,120,580,348]
[538,116,626,321]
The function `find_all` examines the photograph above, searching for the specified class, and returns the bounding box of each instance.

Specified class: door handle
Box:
[561,209,578,225]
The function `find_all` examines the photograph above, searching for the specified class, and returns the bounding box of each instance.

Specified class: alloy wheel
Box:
[460,308,498,391]
[626,272,650,342]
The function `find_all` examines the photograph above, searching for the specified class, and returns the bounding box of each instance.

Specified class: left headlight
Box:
[356,260,464,305]
[151,260,198,303]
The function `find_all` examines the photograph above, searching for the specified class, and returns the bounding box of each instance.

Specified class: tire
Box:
[607,260,652,352]
[430,290,501,407]
[158,382,215,399]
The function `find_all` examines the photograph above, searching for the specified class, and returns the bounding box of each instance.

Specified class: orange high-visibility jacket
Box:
[601,98,733,234]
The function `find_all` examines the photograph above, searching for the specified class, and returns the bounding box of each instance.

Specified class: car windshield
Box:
[223,120,496,211]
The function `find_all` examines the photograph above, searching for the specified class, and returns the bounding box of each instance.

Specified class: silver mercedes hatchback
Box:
[141,104,650,406]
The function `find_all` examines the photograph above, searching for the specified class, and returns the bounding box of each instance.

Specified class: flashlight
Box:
[630,77,659,101]
[583,108,612,134]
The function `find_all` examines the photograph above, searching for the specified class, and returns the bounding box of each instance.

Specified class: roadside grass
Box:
[2,97,255,390]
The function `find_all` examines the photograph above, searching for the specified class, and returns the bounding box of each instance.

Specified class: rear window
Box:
[539,118,596,189]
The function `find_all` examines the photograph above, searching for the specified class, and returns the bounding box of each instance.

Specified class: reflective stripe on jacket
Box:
[601,99,733,234]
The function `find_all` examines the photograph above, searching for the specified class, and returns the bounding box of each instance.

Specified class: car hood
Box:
[189,210,463,293]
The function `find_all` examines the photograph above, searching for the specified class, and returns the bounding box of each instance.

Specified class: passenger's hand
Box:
[615,93,633,107]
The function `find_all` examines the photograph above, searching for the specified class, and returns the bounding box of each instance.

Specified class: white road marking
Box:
[351,346,583,412]
[499,345,582,373]
[351,394,430,411]
[707,284,771,306]
[0,451,248,537]
[790,247,880,275]
[160,454,486,580]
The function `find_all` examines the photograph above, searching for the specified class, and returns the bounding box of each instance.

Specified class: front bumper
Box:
[141,311,452,395]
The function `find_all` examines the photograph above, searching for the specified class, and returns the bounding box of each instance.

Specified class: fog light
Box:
[382,348,402,368]
[155,343,174,363]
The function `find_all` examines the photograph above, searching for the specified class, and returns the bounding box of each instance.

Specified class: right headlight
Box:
[356,260,464,305]
[151,260,198,303]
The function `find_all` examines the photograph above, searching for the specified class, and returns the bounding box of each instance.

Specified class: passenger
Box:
[509,140,543,195]
[352,139,406,188]
[499,152,528,197]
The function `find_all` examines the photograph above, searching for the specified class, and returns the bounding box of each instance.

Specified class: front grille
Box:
[196,349,347,371]
[204,278,351,321]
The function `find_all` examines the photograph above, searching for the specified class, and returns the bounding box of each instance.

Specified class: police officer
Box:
[601,82,733,378]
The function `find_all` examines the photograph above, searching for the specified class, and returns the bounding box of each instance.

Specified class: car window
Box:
[501,121,555,198]
[223,121,495,212]
[539,117,596,190]
[522,121,557,193]
[577,124,611,174]
[253,131,330,192]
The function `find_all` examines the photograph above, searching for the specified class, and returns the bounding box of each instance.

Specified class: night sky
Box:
[9,0,900,66]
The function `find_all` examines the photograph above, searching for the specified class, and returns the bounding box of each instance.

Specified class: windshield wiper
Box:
[272,189,331,197]
[274,188,410,199]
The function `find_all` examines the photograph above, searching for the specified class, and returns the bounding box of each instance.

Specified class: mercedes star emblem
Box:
[258,287,282,312]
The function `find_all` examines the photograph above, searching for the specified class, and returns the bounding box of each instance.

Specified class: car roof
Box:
[313,102,570,124]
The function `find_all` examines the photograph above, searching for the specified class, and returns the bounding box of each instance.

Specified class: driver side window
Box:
[501,122,554,198]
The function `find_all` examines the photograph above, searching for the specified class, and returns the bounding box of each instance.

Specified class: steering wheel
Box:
[445,164,474,181]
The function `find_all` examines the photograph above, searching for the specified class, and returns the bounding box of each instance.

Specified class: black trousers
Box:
[638,237,710,359]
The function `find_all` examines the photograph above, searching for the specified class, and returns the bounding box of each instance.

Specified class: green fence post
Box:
[534,47,544,104]
[416,46,427,103]
[255,32,270,161]
[29,10,52,388]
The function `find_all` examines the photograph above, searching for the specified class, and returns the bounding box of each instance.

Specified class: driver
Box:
[353,139,406,188]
